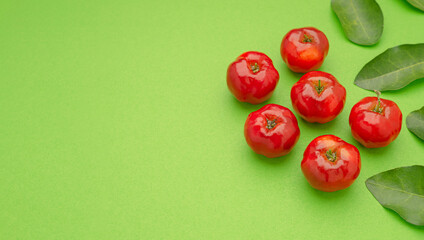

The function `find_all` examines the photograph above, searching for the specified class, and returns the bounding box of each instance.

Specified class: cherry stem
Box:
[373,90,383,113]
[326,149,337,162]
[303,34,313,43]
[315,80,324,94]
[250,62,260,73]
[266,118,277,130]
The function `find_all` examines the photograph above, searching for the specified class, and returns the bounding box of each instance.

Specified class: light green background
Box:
[1,0,423,239]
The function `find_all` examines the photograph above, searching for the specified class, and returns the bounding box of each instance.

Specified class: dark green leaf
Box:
[366,165,424,226]
[331,0,383,45]
[406,107,424,140]
[355,44,424,91]
[407,0,424,11]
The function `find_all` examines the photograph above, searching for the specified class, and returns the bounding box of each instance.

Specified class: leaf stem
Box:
[250,62,260,73]
[373,90,383,113]
[326,149,337,162]
[325,149,337,162]
[315,80,324,94]
[302,34,313,43]
[266,118,277,130]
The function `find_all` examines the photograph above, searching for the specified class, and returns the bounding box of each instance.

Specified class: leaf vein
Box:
[349,0,371,40]
[368,181,424,199]
[409,0,424,9]
[359,62,424,82]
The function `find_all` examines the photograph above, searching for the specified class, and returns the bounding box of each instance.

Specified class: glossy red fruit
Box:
[280,27,329,73]
[301,135,361,192]
[349,91,402,148]
[244,104,300,158]
[227,51,279,104]
[291,71,346,123]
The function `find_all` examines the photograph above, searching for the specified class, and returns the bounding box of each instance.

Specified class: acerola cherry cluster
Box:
[227,27,403,192]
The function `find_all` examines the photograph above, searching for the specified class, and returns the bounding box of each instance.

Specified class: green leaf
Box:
[354,44,424,91]
[331,0,383,45]
[407,0,424,11]
[366,165,424,226]
[406,107,424,140]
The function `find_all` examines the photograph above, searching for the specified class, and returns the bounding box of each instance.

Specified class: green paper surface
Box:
[1,0,423,239]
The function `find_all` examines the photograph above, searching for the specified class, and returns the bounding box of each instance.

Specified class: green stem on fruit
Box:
[266,118,278,130]
[372,90,383,114]
[326,149,337,162]
[250,62,260,73]
[303,34,313,43]
[315,80,324,94]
